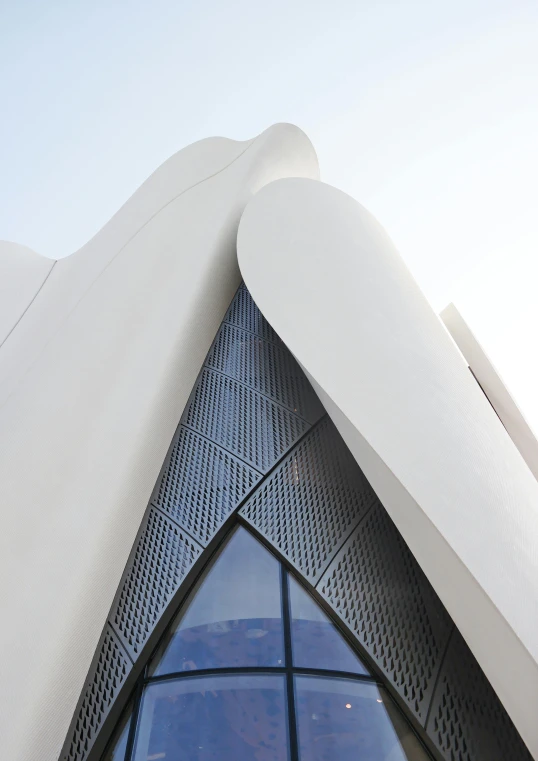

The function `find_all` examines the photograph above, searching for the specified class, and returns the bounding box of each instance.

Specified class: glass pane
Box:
[150,528,284,675]
[295,676,431,761]
[132,674,289,761]
[289,575,368,675]
[102,701,132,761]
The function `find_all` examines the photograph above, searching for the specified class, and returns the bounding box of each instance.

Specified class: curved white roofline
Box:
[237,177,538,758]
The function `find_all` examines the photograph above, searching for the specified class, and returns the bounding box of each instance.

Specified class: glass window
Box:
[294,676,430,761]
[132,674,289,761]
[150,528,284,675]
[103,527,432,761]
[289,575,368,675]
[102,701,132,761]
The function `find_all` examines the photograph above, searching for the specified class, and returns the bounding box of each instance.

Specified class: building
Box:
[0,124,536,761]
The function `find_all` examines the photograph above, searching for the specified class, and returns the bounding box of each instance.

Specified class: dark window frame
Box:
[102,525,434,761]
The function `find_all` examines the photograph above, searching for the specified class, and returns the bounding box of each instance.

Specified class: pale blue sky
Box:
[1,0,538,427]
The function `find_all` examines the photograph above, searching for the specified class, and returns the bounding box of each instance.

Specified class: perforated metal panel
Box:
[184,368,308,472]
[206,322,324,423]
[153,426,262,545]
[65,283,532,761]
[240,417,377,582]
[111,508,202,660]
[318,500,453,722]
[63,626,131,761]
[224,282,280,343]
[426,629,532,761]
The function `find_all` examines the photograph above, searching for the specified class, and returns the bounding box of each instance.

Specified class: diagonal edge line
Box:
[424,623,456,730]
[237,414,330,525]
[313,496,378,585]
[201,364,317,425]
[0,259,57,350]
[150,503,209,549]
[107,620,136,666]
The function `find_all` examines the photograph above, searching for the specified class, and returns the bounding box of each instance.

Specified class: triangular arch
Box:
[103,525,433,761]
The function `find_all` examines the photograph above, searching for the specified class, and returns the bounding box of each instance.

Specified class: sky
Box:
[1,0,538,430]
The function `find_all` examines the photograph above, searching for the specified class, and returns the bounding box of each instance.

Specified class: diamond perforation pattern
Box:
[426,629,532,761]
[206,322,324,423]
[112,508,202,659]
[224,284,280,343]
[184,369,308,472]
[153,426,262,545]
[63,625,130,761]
[240,417,377,582]
[319,501,452,722]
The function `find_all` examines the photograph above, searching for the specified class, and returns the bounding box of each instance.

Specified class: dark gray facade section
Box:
[61,284,532,761]
[241,422,453,724]
[64,625,130,761]
[153,426,261,545]
[112,508,202,660]
[240,417,378,583]
[183,367,309,470]
[206,321,325,422]
[60,285,318,761]
[224,282,280,343]
[426,628,530,761]
[317,501,453,722]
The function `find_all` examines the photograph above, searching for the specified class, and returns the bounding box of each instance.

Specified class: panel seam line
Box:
[314,497,378,588]
[201,364,317,425]
[424,623,455,729]
[0,259,57,350]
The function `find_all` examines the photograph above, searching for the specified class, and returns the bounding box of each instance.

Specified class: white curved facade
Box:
[0,125,318,761]
[237,177,538,759]
[1,125,535,761]
[441,302,538,482]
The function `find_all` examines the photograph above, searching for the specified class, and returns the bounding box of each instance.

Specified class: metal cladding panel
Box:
[426,629,533,761]
[183,368,309,472]
[240,416,378,583]
[224,282,280,343]
[62,626,130,761]
[206,321,324,423]
[111,508,202,660]
[152,425,262,545]
[318,500,453,723]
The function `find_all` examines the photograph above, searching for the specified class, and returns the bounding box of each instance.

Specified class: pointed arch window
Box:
[150,528,284,675]
[103,527,432,761]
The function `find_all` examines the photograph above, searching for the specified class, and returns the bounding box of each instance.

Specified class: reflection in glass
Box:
[132,674,289,761]
[295,676,430,761]
[102,701,132,761]
[289,576,368,675]
[150,528,284,675]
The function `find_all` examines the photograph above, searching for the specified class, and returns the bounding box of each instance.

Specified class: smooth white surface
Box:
[441,302,538,482]
[0,241,54,346]
[238,178,538,758]
[0,125,319,761]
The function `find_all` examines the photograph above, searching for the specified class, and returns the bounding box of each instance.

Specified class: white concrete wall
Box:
[237,177,538,759]
[0,125,319,761]
[442,302,538,482]
[0,240,54,346]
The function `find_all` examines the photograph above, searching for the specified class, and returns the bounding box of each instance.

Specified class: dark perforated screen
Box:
[62,284,532,761]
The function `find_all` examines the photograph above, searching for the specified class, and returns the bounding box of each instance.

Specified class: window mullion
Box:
[281,567,300,761]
